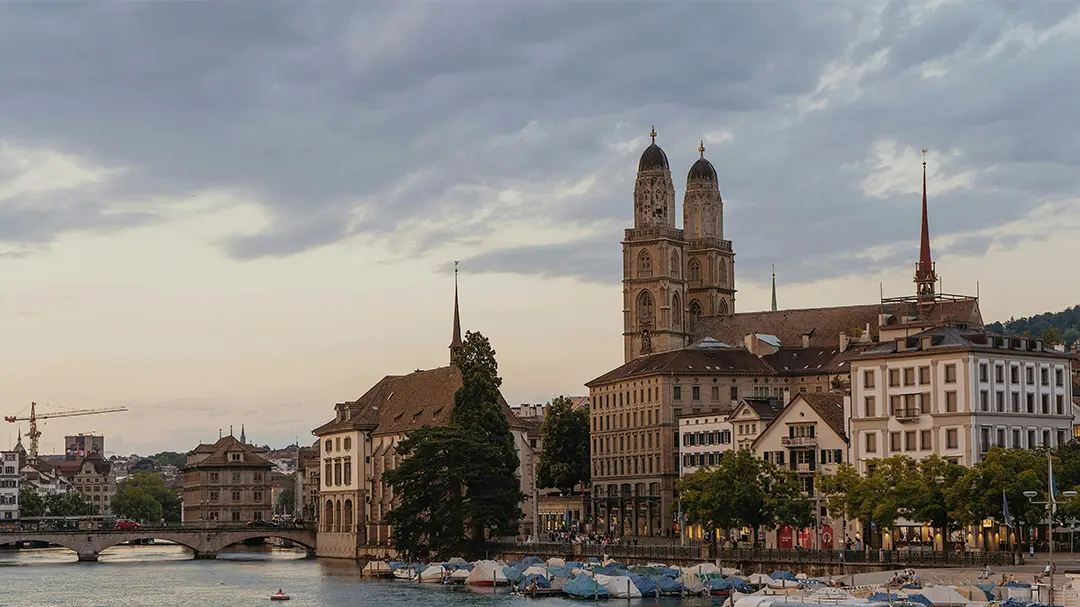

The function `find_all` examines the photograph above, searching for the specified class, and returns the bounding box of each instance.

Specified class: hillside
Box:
[986,305,1080,349]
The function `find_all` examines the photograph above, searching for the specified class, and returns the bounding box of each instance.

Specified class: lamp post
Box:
[1024,487,1077,605]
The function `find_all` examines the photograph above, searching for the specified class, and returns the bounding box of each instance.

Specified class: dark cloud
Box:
[0,1,1078,284]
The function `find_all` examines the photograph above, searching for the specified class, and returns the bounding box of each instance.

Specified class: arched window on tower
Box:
[637,250,652,278]
[671,251,680,278]
[718,298,730,315]
[637,291,655,329]
[689,259,701,283]
[671,293,682,329]
[719,259,727,286]
[689,300,703,331]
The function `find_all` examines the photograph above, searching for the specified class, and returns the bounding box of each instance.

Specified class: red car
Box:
[115,520,141,530]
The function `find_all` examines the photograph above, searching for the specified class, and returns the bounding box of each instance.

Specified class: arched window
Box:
[637,291,655,328]
[637,250,652,278]
[670,251,680,278]
[324,500,334,533]
[671,293,682,329]
[689,300,703,331]
[718,298,730,315]
[334,499,342,533]
[343,499,354,532]
[689,259,701,282]
[719,259,727,285]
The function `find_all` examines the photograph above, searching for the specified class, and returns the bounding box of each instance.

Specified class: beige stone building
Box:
[182,435,273,524]
[53,451,116,515]
[313,277,536,559]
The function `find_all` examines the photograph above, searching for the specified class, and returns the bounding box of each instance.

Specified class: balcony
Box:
[796,463,812,473]
[781,436,817,447]
[894,408,920,422]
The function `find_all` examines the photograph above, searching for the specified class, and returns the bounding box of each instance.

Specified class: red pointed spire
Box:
[914,149,937,301]
[450,261,462,364]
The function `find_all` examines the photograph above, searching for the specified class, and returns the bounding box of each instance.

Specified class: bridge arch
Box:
[208,531,316,554]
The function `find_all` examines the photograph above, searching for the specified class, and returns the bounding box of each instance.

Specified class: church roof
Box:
[694,304,884,348]
[638,143,669,172]
[687,157,717,181]
[313,365,525,438]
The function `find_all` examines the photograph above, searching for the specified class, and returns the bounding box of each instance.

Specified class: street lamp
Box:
[1024,487,1078,604]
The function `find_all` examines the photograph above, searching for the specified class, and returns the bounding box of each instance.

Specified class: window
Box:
[1026,367,1035,385]
[1013,429,1021,448]
[889,369,900,387]
[945,391,957,412]
[325,439,331,453]
[1011,392,1020,413]
[1044,430,1051,447]
[637,250,652,277]
[980,427,991,453]
[253,472,263,482]
[637,291,655,325]
[1059,430,1067,448]
[864,396,876,417]
[946,429,958,449]
[979,363,988,383]
[232,511,241,522]
[231,472,241,483]
[730,387,738,401]
[996,365,1004,383]
[689,259,701,281]
[232,491,241,502]
[671,293,682,329]
[918,366,930,385]
[670,251,680,278]
[692,386,700,401]
[324,461,331,483]
[209,491,219,502]
[997,428,1006,448]
[903,368,915,386]
[864,370,875,389]
[254,490,263,502]
[944,364,957,384]
[344,437,352,451]
[1011,366,1020,384]
[1042,394,1050,415]
[1029,429,1036,448]
[905,431,916,452]
[344,458,352,485]
[673,386,681,401]
[865,433,877,453]
[890,432,901,453]
[711,386,719,401]
[920,430,931,451]
[1058,395,1065,415]
[1027,393,1035,414]
[1057,368,1065,387]
[1041,368,1049,386]
[996,392,1005,413]
[230,452,241,462]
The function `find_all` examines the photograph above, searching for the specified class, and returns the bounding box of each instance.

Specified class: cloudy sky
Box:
[2,1,1079,455]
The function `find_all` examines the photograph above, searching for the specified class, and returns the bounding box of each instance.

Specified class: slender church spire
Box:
[914,149,938,301]
[771,264,777,312]
[450,261,462,364]
[240,425,246,445]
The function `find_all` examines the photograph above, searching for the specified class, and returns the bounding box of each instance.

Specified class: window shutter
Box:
[809,457,817,471]
[836,449,843,463]
[789,426,795,438]
[809,426,815,438]
[778,452,785,465]
[820,449,827,464]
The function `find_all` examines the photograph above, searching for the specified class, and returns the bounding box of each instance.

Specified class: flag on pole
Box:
[1002,489,1013,528]
[1050,452,1059,504]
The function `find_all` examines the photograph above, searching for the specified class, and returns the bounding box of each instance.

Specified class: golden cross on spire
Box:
[922,148,927,166]
[698,140,705,158]
[649,125,656,143]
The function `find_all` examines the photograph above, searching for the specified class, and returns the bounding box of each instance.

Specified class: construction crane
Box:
[4,402,128,461]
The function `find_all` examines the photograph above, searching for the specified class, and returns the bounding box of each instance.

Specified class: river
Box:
[0,545,721,607]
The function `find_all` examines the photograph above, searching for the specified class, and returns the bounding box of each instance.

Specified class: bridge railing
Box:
[0,521,317,534]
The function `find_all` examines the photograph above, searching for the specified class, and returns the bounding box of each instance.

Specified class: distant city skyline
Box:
[2,2,1080,454]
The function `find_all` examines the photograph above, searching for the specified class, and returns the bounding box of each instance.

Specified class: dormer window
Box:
[230,452,242,462]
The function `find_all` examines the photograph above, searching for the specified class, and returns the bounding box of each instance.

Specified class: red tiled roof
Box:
[183,435,273,470]
[693,304,883,348]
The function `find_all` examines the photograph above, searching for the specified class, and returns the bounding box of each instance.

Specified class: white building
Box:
[0,449,21,525]
[678,411,734,475]
[850,326,1074,473]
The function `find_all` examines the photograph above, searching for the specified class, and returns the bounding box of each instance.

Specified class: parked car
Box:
[248,519,278,529]
[115,520,141,530]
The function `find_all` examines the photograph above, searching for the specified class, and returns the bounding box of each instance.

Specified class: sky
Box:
[2,1,1079,456]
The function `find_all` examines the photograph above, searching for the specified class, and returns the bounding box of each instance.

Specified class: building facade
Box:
[297,441,320,522]
[677,410,734,475]
[182,435,273,524]
[65,434,105,460]
[65,452,116,515]
[850,327,1075,472]
[1,448,21,525]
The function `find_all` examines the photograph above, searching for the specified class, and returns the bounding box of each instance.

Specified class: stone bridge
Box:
[0,526,317,561]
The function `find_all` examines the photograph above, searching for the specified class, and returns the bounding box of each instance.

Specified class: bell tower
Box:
[683,140,736,332]
[623,127,688,362]
[914,149,938,302]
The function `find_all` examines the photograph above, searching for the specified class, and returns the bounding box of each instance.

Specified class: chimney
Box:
[839,333,850,353]
[802,333,811,349]
[1035,339,1044,351]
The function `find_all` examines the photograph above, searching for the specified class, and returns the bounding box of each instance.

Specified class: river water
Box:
[0,545,721,607]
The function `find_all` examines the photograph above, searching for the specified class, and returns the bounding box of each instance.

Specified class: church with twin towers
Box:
[623,127,736,363]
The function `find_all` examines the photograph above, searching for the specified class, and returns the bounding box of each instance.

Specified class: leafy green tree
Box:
[677,450,811,546]
[1042,327,1063,346]
[818,463,862,544]
[151,451,187,469]
[112,472,181,522]
[385,331,524,560]
[906,455,965,550]
[536,396,590,495]
[948,447,1047,550]
[845,455,918,548]
[19,487,46,517]
[277,482,296,515]
[45,491,95,516]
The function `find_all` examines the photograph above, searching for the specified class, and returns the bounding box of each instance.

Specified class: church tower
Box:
[914,149,938,302]
[623,128,688,362]
[682,141,735,332]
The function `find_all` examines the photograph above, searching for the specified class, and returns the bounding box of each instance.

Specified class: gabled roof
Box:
[694,304,883,348]
[184,435,273,470]
[750,393,847,450]
[729,397,783,422]
[587,344,775,386]
[314,365,524,438]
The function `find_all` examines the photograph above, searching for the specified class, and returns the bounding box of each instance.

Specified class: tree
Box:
[906,455,965,550]
[676,450,811,546]
[385,331,524,560]
[844,456,918,548]
[1042,327,1063,346]
[112,472,181,522]
[19,487,46,517]
[151,451,187,469]
[536,396,590,495]
[818,463,862,545]
[948,447,1047,550]
[277,482,296,515]
[44,491,95,517]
